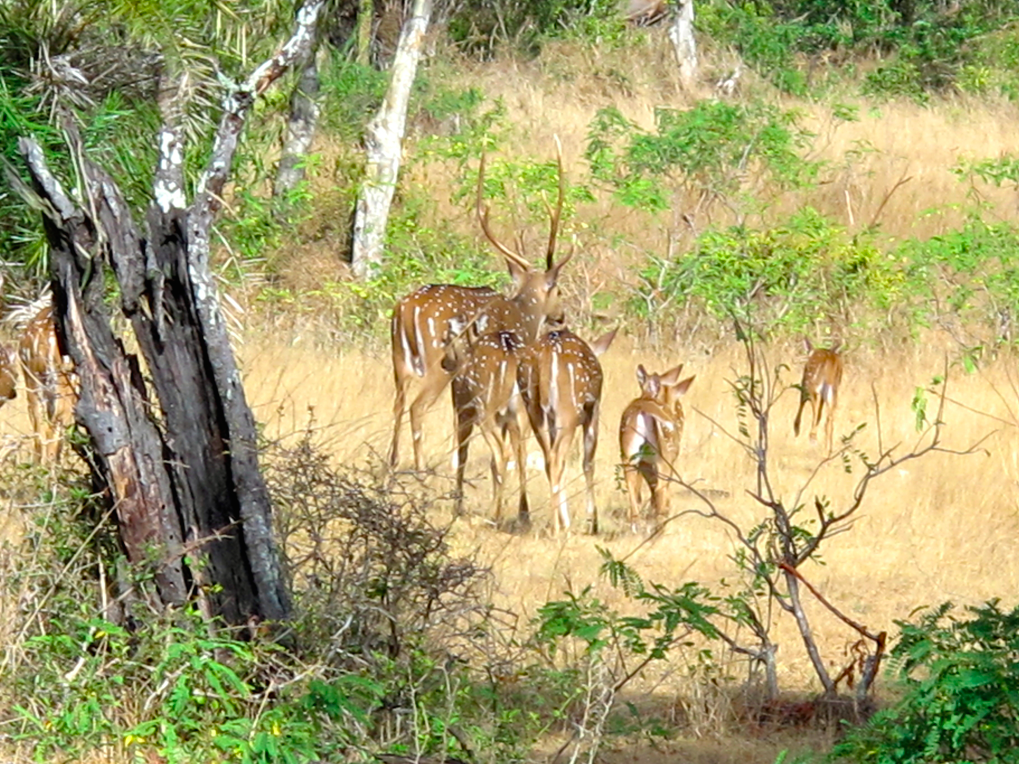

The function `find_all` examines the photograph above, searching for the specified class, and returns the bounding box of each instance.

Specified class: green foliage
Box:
[630,207,1019,343]
[586,101,820,218]
[698,0,1019,97]
[635,208,892,336]
[833,601,1019,763]
[317,52,388,143]
[0,0,302,276]
[448,0,626,56]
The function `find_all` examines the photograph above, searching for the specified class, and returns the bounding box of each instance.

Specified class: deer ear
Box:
[659,363,684,386]
[803,337,814,353]
[591,327,617,357]
[544,249,574,289]
[636,364,648,387]
[674,375,696,397]
[506,257,528,285]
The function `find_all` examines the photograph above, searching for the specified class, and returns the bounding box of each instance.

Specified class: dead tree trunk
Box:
[350,0,432,278]
[13,0,325,629]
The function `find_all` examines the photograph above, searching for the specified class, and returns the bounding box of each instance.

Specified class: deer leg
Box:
[824,389,837,453]
[623,460,644,531]
[548,428,575,535]
[408,374,450,472]
[453,398,475,517]
[810,394,824,444]
[25,387,43,462]
[389,375,408,469]
[503,413,533,533]
[793,394,808,437]
[508,413,530,529]
[479,419,509,524]
[582,409,600,535]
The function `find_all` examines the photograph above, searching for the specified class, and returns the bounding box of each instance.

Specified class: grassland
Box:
[4,29,1019,763]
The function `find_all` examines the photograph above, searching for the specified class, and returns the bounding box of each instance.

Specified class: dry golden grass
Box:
[240,327,1019,703]
[5,37,1019,762]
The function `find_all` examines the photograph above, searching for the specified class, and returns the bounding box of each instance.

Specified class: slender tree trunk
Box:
[356,0,374,66]
[13,0,325,629]
[350,0,432,279]
[669,0,697,87]
[273,46,322,205]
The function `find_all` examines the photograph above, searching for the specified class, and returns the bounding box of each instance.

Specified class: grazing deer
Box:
[793,339,844,452]
[619,363,695,532]
[0,344,16,409]
[517,325,617,535]
[19,304,76,462]
[443,325,531,528]
[389,141,572,471]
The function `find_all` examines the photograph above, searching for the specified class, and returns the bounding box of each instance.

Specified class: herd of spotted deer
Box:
[387,143,845,535]
[0,146,844,535]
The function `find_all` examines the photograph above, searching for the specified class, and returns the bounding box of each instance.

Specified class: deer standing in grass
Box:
[619,363,695,532]
[517,325,617,535]
[793,339,844,453]
[19,304,76,462]
[443,325,531,528]
[389,141,571,472]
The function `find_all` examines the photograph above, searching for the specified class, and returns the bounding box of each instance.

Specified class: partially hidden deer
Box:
[389,140,572,471]
[793,339,844,452]
[19,304,76,462]
[442,324,531,528]
[619,363,695,532]
[517,325,617,535]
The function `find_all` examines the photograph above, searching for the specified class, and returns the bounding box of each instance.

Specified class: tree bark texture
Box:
[273,48,322,203]
[13,0,325,628]
[669,0,697,87]
[18,136,188,609]
[350,0,432,279]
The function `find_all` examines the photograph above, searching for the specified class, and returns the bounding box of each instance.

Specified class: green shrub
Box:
[586,100,820,219]
[633,208,893,337]
[833,601,1019,763]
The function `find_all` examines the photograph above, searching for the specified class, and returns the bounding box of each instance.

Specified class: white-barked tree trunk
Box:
[351,0,432,279]
[669,0,697,87]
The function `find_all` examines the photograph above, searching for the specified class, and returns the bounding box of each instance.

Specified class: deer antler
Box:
[476,152,529,269]
[545,135,566,270]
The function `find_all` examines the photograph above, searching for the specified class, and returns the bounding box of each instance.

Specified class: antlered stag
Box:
[389,140,571,471]
[619,363,695,532]
[517,325,617,535]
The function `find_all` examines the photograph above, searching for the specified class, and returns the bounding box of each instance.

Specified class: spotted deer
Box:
[442,325,531,528]
[389,140,572,471]
[619,363,695,532]
[517,325,617,535]
[793,339,844,452]
[19,304,76,462]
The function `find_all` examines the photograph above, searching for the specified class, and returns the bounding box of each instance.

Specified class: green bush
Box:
[833,601,1019,763]
[633,208,894,336]
[586,100,820,218]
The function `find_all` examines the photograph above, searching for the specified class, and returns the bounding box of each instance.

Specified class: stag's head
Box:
[476,138,573,333]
